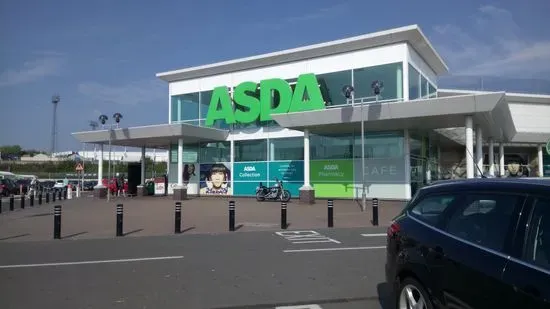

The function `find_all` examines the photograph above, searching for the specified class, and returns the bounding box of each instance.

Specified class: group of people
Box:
[102,173,127,197]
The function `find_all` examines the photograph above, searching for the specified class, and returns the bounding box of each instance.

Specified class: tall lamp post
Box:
[98,113,123,201]
[342,85,365,212]
[50,94,60,157]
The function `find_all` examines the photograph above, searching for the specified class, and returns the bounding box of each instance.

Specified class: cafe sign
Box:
[205,73,325,126]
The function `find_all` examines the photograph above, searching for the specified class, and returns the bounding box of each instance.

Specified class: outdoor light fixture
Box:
[99,114,108,126]
[371,80,384,96]
[342,84,366,212]
[342,85,355,99]
[113,112,123,124]
[97,112,123,202]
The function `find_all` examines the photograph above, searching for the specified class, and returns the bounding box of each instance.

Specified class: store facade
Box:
[72,25,550,202]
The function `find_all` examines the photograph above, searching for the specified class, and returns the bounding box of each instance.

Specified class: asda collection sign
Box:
[205,73,325,126]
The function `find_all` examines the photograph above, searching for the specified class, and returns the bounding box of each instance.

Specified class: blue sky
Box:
[1,0,549,152]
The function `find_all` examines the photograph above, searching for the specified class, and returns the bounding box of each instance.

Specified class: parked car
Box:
[385,178,550,309]
[0,178,19,196]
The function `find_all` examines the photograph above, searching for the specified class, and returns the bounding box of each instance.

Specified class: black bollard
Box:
[53,205,62,239]
[0,197,2,214]
[46,192,50,203]
[228,200,235,232]
[52,191,56,202]
[20,195,25,209]
[30,194,34,207]
[327,199,334,228]
[9,196,14,211]
[39,192,43,205]
[63,189,67,200]
[281,202,288,229]
[116,204,124,237]
[175,202,182,234]
[372,198,379,226]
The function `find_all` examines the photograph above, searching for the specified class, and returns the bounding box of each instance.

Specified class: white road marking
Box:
[275,230,341,244]
[283,246,386,253]
[0,256,184,269]
[276,305,322,309]
[361,233,387,237]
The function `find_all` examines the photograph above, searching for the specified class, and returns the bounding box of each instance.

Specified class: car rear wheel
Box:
[398,277,433,309]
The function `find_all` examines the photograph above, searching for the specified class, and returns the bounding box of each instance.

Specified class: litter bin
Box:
[146,181,155,196]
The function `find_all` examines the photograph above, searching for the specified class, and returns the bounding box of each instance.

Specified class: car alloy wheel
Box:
[399,283,428,309]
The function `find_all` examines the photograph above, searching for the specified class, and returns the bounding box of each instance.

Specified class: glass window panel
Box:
[200,90,212,119]
[199,142,230,163]
[354,62,403,102]
[429,83,437,98]
[235,139,267,162]
[316,71,351,106]
[170,97,179,122]
[408,64,420,100]
[310,134,354,160]
[421,75,429,99]
[353,132,404,159]
[171,93,199,121]
[270,137,304,161]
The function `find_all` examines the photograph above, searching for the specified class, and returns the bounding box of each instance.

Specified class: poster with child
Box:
[199,163,232,195]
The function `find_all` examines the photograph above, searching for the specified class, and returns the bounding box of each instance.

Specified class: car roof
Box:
[423,178,550,194]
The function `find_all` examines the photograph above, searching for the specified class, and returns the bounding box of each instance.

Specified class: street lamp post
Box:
[98,113,123,202]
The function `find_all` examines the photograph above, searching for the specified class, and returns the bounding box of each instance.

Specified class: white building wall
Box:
[406,44,438,86]
[508,102,550,133]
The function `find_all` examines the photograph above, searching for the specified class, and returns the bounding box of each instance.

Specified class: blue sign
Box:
[269,161,304,182]
[233,162,267,181]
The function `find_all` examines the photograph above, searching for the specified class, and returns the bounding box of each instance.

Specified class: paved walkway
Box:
[0,195,405,242]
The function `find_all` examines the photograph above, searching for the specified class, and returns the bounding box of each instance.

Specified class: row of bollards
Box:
[49,197,381,240]
[2,190,69,213]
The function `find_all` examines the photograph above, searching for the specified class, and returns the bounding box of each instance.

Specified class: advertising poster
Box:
[268,161,304,197]
[310,159,354,198]
[199,163,232,195]
[167,162,200,195]
[233,162,268,196]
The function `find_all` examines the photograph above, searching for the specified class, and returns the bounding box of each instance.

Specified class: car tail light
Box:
[387,221,400,237]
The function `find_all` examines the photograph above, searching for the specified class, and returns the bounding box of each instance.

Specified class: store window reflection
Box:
[354,62,403,102]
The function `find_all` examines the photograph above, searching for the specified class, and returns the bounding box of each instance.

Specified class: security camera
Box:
[342,85,355,99]
[371,81,384,95]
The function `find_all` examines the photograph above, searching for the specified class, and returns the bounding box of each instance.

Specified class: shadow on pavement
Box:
[62,231,88,239]
[0,233,31,241]
[181,226,196,233]
[123,228,144,236]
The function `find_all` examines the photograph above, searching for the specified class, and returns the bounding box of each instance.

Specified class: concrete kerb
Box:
[0,196,405,242]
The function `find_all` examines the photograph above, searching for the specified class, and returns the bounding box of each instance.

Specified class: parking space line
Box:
[360,233,386,237]
[276,305,322,309]
[283,246,386,253]
[0,256,184,269]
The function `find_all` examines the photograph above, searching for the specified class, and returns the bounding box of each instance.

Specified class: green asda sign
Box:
[205,73,325,126]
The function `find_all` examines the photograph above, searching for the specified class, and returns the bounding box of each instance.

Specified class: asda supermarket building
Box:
[73,25,550,203]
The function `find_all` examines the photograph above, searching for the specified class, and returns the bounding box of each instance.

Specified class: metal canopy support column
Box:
[499,143,505,177]
[140,146,146,185]
[404,129,412,200]
[299,128,315,204]
[475,125,483,177]
[465,116,474,179]
[488,138,495,177]
[538,145,544,177]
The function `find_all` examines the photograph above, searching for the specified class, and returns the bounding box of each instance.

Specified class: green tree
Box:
[0,145,22,157]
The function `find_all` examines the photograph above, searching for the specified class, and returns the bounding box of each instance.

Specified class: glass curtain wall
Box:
[408,63,437,100]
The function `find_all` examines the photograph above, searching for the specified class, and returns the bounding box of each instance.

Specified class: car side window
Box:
[409,194,457,226]
[523,198,550,271]
[445,193,522,252]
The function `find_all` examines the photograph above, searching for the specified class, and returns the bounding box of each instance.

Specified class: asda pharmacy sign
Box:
[205,73,325,126]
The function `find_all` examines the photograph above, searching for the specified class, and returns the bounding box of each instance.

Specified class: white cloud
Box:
[0,55,65,87]
[431,5,550,78]
[77,79,166,105]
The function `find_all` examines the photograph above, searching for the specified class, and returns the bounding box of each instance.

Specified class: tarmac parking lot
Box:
[0,196,402,309]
